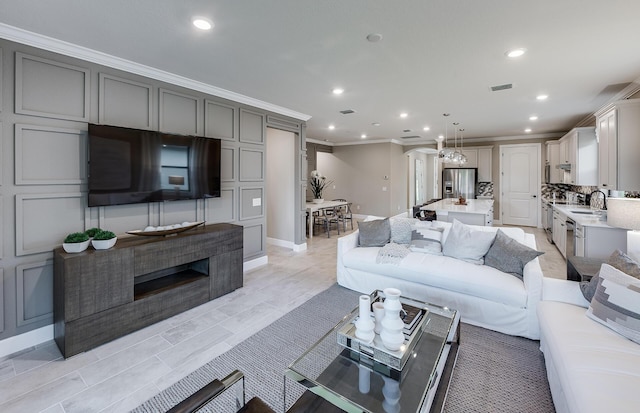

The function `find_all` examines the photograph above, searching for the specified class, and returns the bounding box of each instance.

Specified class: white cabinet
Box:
[559,127,597,185]
[595,99,640,190]
[445,146,493,182]
[545,141,562,183]
[552,209,567,258]
[477,148,492,182]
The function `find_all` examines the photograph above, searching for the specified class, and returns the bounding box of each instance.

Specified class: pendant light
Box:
[438,113,454,160]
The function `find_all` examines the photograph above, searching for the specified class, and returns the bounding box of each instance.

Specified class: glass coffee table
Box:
[284,291,460,413]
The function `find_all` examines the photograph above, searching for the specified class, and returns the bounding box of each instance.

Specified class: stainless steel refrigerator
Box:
[442,168,477,199]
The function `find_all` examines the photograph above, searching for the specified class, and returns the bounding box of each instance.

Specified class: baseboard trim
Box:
[0,325,54,360]
[243,256,268,272]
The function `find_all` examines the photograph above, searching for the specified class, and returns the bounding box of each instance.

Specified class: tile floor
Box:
[0,223,565,413]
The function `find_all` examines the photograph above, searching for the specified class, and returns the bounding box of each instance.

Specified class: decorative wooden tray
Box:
[126,221,204,237]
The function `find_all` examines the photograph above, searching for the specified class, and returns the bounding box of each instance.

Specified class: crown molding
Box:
[0,23,311,122]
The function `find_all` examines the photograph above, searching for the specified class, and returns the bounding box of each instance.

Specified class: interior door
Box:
[500,144,540,227]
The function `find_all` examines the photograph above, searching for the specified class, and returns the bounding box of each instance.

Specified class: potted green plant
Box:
[63,232,90,253]
[309,170,333,203]
[85,227,101,238]
[91,230,117,250]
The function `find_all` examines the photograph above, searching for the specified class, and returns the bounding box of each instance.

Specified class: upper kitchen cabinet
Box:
[477,147,492,182]
[444,146,493,182]
[596,99,640,190]
[558,127,597,185]
[545,141,562,183]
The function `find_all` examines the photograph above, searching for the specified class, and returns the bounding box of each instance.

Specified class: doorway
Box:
[500,143,541,227]
[266,128,296,248]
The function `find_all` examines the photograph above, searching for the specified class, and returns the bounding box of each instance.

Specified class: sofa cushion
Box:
[342,247,527,308]
[580,249,640,301]
[409,223,445,255]
[586,264,640,344]
[538,301,640,413]
[484,230,543,279]
[442,219,496,264]
[358,218,391,247]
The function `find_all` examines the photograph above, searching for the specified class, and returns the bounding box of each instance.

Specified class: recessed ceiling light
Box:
[366,33,383,43]
[361,134,367,139]
[536,94,548,101]
[400,113,408,118]
[423,126,430,131]
[524,128,532,133]
[332,88,344,95]
[506,48,526,58]
[328,124,335,130]
[529,115,538,121]
[372,122,381,126]
[192,17,213,30]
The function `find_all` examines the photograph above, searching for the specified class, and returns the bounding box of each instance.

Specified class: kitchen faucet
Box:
[590,190,607,210]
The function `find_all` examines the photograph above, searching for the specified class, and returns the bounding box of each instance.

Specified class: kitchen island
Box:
[421,198,494,226]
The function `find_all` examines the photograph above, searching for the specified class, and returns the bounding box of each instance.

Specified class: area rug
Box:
[132,284,554,413]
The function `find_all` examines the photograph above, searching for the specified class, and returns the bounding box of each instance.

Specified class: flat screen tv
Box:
[88,123,221,207]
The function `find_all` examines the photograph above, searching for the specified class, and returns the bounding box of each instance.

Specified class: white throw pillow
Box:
[442,219,496,265]
[409,222,445,255]
[390,217,419,245]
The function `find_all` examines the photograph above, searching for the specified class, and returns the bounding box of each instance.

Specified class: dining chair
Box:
[337,202,353,231]
[317,206,341,237]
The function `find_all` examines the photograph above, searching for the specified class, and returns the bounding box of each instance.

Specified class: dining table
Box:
[305,200,348,238]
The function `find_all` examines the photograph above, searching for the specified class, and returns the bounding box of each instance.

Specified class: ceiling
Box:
[1,0,640,146]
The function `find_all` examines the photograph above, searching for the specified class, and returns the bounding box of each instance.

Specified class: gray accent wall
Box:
[0,39,307,345]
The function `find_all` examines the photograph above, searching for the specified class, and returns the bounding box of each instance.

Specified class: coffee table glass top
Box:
[285,291,459,413]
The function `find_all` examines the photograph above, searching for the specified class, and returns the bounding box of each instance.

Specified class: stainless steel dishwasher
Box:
[566,218,575,258]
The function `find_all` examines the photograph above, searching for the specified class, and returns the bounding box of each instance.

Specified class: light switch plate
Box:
[252,198,261,207]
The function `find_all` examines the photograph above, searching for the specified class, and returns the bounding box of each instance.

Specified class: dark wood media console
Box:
[53,223,243,358]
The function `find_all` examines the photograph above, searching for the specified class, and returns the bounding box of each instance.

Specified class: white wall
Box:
[266,128,295,243]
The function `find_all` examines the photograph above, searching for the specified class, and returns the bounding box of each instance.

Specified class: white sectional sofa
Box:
[336,218,544,340]
[539,274,640,413]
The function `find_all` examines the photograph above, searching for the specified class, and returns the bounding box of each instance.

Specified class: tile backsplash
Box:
[477,182,493,197]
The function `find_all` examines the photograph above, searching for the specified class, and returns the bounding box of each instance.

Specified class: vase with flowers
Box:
[309,170,333,203]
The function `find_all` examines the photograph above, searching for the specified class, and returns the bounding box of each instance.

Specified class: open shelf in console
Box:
[134,258,209,300]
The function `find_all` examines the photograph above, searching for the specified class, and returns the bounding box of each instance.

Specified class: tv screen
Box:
[88,124,221,207]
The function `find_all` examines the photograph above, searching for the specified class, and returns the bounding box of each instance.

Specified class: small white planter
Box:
[91,237,117,250]
[63,240,90,253]
[312,198,324,204]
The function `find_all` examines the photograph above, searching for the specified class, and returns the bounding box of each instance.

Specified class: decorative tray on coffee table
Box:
[337,291,429,371]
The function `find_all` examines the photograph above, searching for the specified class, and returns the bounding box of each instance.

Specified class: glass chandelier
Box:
[438,114,467,164]
[437,114,455,160]
[450,125,468,165]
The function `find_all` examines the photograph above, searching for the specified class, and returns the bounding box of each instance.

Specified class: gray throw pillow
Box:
[484,230,544,279]
[358,218,391,247]
[580,249,640,301]
[442,219,496,265]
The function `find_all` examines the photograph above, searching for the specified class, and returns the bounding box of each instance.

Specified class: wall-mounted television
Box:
[88,123,221,207]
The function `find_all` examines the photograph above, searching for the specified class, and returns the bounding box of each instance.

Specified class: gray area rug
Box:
[132,284,555,413]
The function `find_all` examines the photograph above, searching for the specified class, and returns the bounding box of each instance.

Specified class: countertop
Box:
[421,198,493,215]
[542,198,614,228]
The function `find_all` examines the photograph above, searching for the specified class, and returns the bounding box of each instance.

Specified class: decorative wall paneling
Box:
[14,124,86,185]
[15,193,84,256]
[205,100,235,141]
[15,52,90,121]
[243,223,264,259]
[221,146,236,182]
[239,187,264,221]
[159,88,201,135]
[16,260,53,327]
[239,148,264,182]
[239,109,265,144]
[98,73,153,129]
[0,268,3,333]
[0,39,304,343]
[205,188,235,223]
